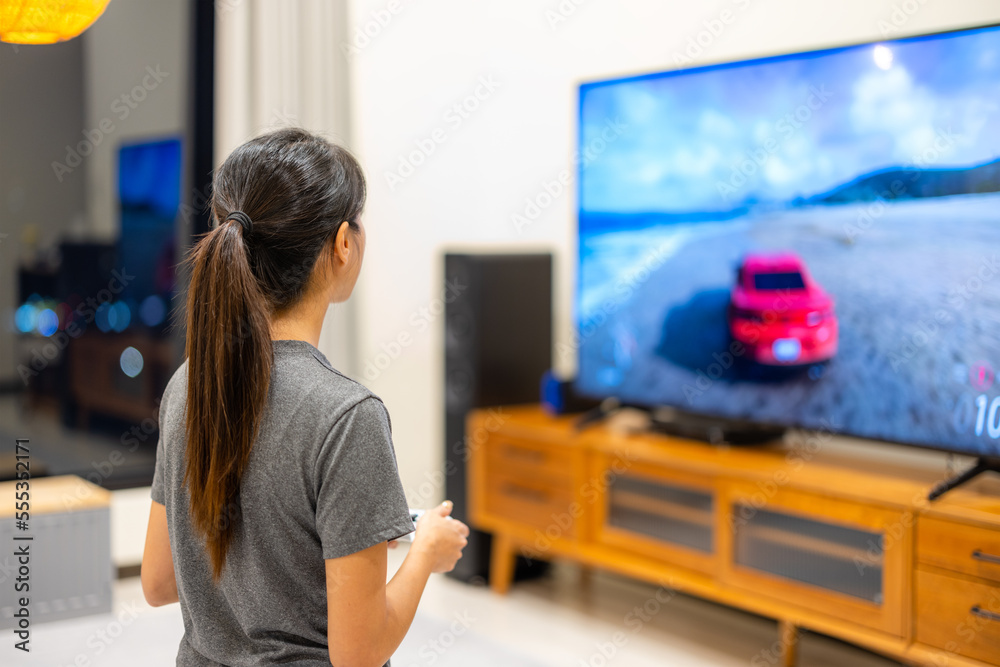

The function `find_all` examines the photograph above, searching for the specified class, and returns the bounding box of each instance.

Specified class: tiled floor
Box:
[4,536,902,667]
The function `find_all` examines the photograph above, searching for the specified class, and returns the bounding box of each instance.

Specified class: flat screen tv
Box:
[576,24,1000,466]
[117,137,181,331]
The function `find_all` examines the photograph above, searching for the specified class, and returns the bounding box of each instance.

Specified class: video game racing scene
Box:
[576,26,1000,452]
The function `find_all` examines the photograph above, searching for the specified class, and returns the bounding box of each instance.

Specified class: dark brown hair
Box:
[182,127,366,582]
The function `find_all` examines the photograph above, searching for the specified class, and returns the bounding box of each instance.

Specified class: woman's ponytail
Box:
[182,215,272,583]
[178,127,366,584]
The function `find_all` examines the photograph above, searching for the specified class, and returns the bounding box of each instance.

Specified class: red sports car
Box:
[727,253,838,365]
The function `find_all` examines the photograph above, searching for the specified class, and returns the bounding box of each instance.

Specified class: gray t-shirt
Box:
[151,338,414,666]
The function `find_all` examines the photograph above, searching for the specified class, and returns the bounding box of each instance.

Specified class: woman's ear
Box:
[331,221,351,267]
[317,235,342,303]
[323,228,341,276]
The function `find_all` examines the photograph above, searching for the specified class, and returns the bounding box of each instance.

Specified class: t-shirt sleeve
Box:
[150,380,170,505]
[151,436,165,504]
[315,397,415,559]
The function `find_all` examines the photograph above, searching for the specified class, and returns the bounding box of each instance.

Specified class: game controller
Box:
[394,508,452,542]
[393,509,424,542]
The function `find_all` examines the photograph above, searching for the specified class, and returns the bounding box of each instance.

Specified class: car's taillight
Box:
[806,308,834,326]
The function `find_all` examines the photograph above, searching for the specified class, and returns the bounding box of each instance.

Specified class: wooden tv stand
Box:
[467,406,1000,667]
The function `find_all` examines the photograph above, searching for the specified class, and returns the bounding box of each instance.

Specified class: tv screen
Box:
[117,137,181,330]
[576,24,1000,456]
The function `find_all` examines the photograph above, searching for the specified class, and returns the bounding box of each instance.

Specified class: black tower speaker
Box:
[444,253,552,584]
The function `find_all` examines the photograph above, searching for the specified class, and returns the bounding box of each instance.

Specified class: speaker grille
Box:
[443,253,552,582]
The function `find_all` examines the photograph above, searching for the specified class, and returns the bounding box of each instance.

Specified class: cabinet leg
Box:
[490,533,515,595]
[778,620,799,667]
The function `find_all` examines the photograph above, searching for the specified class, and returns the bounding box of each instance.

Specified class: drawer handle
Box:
[971,550,1000,566]
[970,605,1000,623]
[502,444,547,463]
[501,483,549,503]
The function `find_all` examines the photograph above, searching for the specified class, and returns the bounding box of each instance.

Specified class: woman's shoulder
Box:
[271,340,387,425]
[158,358,189,413]
[156,342,387,430]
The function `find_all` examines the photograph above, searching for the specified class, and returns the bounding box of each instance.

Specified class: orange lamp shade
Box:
[0,0,110,44]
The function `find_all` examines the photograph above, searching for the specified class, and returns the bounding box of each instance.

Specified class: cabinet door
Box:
[591,455,717,576]
[720,482,909,637]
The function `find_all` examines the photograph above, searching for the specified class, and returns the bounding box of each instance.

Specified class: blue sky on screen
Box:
[580,27,1000,214]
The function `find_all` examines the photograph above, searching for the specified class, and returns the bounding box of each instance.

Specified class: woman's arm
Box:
[141,500,179,606]
[325,541,432,667]
[325,502,468,667]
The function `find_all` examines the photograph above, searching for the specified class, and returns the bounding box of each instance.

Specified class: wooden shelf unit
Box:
[468,405,1000,667]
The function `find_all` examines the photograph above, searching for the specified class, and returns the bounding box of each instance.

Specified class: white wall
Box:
[344,0,1000,505]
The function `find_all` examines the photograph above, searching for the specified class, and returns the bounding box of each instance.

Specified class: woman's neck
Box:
[269,294,327,348]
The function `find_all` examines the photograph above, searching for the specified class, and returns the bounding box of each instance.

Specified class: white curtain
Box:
[214,0,357,375]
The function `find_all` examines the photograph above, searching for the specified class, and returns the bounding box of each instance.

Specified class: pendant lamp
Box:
[0,0,110,45]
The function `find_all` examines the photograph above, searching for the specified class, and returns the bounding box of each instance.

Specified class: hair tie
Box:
[225,211,253,236]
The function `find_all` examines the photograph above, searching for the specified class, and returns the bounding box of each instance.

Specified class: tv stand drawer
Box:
[915,568,1000,664]
[918,516,1000,584]
[484,470,577,538]
[486,437,573,482]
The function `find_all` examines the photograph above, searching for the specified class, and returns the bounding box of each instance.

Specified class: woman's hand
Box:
[410,500,469,573]
[325,501,469,665]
